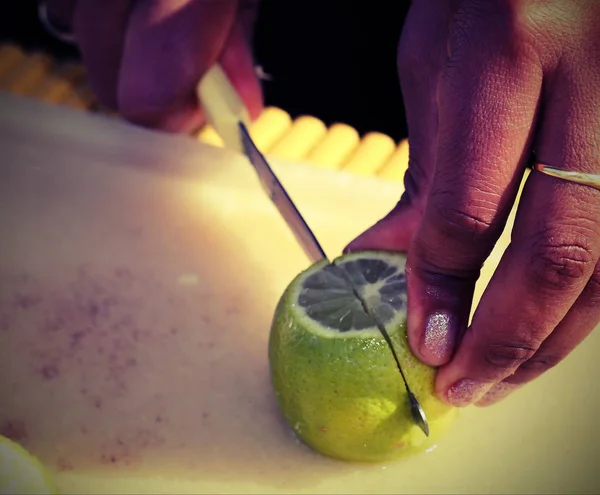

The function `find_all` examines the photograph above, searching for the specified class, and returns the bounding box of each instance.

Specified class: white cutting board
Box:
[0,93,598,494]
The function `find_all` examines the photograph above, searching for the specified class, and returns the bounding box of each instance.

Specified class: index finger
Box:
[118,0,262,132]
[404,1,542,366]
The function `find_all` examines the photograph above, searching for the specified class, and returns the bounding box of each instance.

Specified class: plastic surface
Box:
[0,93,599,495]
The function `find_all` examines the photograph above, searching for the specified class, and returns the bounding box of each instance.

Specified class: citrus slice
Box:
[269,250,457,463]
[0,435,59,494]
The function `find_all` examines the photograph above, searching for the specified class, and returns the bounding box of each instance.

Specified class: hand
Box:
[45,0,263,132]
[347,0,600,407]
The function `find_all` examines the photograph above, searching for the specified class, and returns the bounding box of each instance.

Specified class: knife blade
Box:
[197,64,430,437]
[238,121,327,263]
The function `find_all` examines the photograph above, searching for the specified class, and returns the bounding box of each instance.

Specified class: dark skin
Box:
[48,0,600,407]
[46,0,264,131]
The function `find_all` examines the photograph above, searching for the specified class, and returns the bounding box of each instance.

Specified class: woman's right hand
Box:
[45,0,263,133]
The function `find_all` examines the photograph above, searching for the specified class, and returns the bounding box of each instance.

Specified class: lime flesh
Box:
[269,251,457,463]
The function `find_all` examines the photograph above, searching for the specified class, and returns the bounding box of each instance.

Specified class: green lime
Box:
[268,250,457,463]
[0,435,60,494]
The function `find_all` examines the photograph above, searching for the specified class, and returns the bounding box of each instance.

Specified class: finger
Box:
[73,0,134,109]
[476,262,600,406]
[345,0,450,253]
[438,174,600,406]
[437,39,600,406]
[402,2,542,367]
[218,9,264,121]
[119,0,254,133]
[229,0,263,118]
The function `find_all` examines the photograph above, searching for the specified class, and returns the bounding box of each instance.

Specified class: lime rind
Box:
[269,250,458,463]
[0,435,60,495]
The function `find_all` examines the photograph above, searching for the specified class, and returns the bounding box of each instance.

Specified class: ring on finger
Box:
[531,162,600,192]
[38,1,77,45]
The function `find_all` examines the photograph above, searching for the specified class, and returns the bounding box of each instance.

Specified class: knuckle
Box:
[529,237,596,293]
[446,0,540,66]
[447,10,475,53]
[482,342,538,371]
[449,0,511,51]
[411,190,503,277]
[429,195,498,242]
[579,265,600,308]
[518,353,563,374]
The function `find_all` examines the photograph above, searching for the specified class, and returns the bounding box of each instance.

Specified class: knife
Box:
[197,65,430,437]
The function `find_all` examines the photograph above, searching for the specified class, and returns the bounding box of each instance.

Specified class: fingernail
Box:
[475,382,522,407]
[422,310,457,361]
[446,379,492,407]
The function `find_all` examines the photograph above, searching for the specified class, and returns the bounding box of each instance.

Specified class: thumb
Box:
[344,197,422,253]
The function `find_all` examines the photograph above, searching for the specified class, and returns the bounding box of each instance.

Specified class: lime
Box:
[268,250,457,463]
[0,435,59,494]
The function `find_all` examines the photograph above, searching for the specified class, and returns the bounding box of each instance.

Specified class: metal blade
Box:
[331,262,430,438]
[238,122,327,264]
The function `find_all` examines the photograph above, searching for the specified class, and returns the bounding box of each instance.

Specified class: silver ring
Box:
[532,162,600,192]
[38,1,77,45]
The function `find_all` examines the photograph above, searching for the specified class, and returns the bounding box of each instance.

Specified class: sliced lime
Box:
[269,250,457,462]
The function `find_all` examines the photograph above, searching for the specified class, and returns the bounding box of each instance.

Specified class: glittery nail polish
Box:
[446,379,491,407]
[423,310,454,360]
